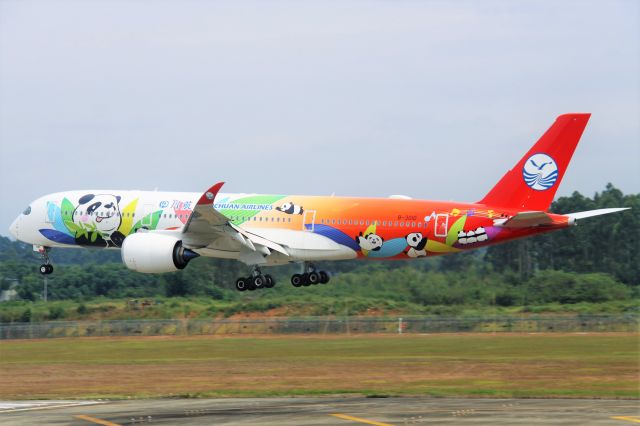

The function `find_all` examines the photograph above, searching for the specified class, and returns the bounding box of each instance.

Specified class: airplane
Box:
[8,113,629,291]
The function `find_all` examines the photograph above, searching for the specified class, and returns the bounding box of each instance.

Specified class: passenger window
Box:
[360,220,364,225]
[394,221,398,227]
[418,222,422,228]
[411,222,415,227]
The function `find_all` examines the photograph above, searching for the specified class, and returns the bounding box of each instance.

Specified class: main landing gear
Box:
[235,267,275,292]
[291,264,330,288]
[233,264,331,292]
[36,246,54,275]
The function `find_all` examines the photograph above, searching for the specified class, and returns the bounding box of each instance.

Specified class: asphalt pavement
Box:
[1,397,639,425]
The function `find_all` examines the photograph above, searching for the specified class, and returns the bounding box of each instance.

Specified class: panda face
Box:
[406,232,427,251]
[366,234,383,248]
[356,232,384,251]
[73,194,122,235]
[406,233,423,247]
[280,202,292,211]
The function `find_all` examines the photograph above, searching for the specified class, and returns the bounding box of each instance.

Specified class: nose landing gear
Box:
[36,245,54,275]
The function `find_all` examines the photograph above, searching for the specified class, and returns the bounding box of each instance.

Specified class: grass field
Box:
[0,333,637,400]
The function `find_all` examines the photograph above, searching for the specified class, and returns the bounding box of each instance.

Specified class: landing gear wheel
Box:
[301,273,311,286]
[235,277,248,292]
[253,275,265,289]
[319,271,329,284]
[247,278,257,291]
[265,274,275,288]
[308,271,319,285]
[46,264,53,274]
[291,274,303,287]
[39,265,48,275]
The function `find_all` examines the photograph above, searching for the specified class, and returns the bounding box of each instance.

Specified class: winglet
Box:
[196,182,225,206]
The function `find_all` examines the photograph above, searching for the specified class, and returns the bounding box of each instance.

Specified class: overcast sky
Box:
[0,0,638,236]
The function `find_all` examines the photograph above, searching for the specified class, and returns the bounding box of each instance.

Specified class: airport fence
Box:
[0,315,637,339]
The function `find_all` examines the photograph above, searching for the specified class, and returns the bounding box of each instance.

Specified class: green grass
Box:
[1,334,638,400]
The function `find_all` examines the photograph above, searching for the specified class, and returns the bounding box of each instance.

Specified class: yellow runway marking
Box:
[612,417,640,424]
[74,414,122,426]
[331,413,394,426]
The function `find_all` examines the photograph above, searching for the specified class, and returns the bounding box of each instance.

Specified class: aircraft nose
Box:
[9,216,19,239]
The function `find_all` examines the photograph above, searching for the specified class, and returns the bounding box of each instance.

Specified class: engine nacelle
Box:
[121,233,199,273]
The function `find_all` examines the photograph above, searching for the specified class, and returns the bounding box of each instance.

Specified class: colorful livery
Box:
[9,114,629,290]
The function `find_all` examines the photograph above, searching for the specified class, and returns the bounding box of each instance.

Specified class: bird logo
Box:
[522,153,558,191]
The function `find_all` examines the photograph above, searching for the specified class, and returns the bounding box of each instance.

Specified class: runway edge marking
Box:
[74,414,121,426]
[331,413,394,426]
[0,401,105,413]
[611,416,640,424]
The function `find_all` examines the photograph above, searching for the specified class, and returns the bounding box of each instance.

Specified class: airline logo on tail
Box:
[522,153,559,191]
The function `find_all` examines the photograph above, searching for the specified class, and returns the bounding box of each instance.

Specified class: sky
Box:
[0,0,638,236]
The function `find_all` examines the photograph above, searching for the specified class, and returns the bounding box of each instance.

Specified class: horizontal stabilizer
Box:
[565,208,630,221]
[495,211,553,228]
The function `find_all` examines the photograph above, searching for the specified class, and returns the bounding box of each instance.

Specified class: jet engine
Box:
[121,233,199,273]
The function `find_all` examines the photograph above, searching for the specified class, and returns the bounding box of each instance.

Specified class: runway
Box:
[1,397,639,425]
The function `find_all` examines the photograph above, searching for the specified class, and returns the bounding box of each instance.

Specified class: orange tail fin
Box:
[478,113,591,211]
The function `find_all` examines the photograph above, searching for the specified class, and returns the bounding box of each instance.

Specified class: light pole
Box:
[43,276,53,302]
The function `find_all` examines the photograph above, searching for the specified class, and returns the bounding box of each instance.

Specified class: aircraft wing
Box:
[181,182,288,262]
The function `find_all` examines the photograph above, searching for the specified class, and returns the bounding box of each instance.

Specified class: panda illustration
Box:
[355,232,384,252]
[457,227,489,246]
[465,230,477,244]
[457,230,467,245]
[405,232,427,258]
[475,226,488,242]
[72,194,125,247]
[276,202,304,215]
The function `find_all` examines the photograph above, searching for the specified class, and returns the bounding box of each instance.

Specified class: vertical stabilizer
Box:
[478,113,591,211]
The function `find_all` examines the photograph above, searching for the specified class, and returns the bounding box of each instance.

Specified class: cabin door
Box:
[303,210,316,232]
[434,213,449,237]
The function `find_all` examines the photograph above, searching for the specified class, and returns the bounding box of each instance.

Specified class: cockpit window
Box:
[23,206,31,215]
